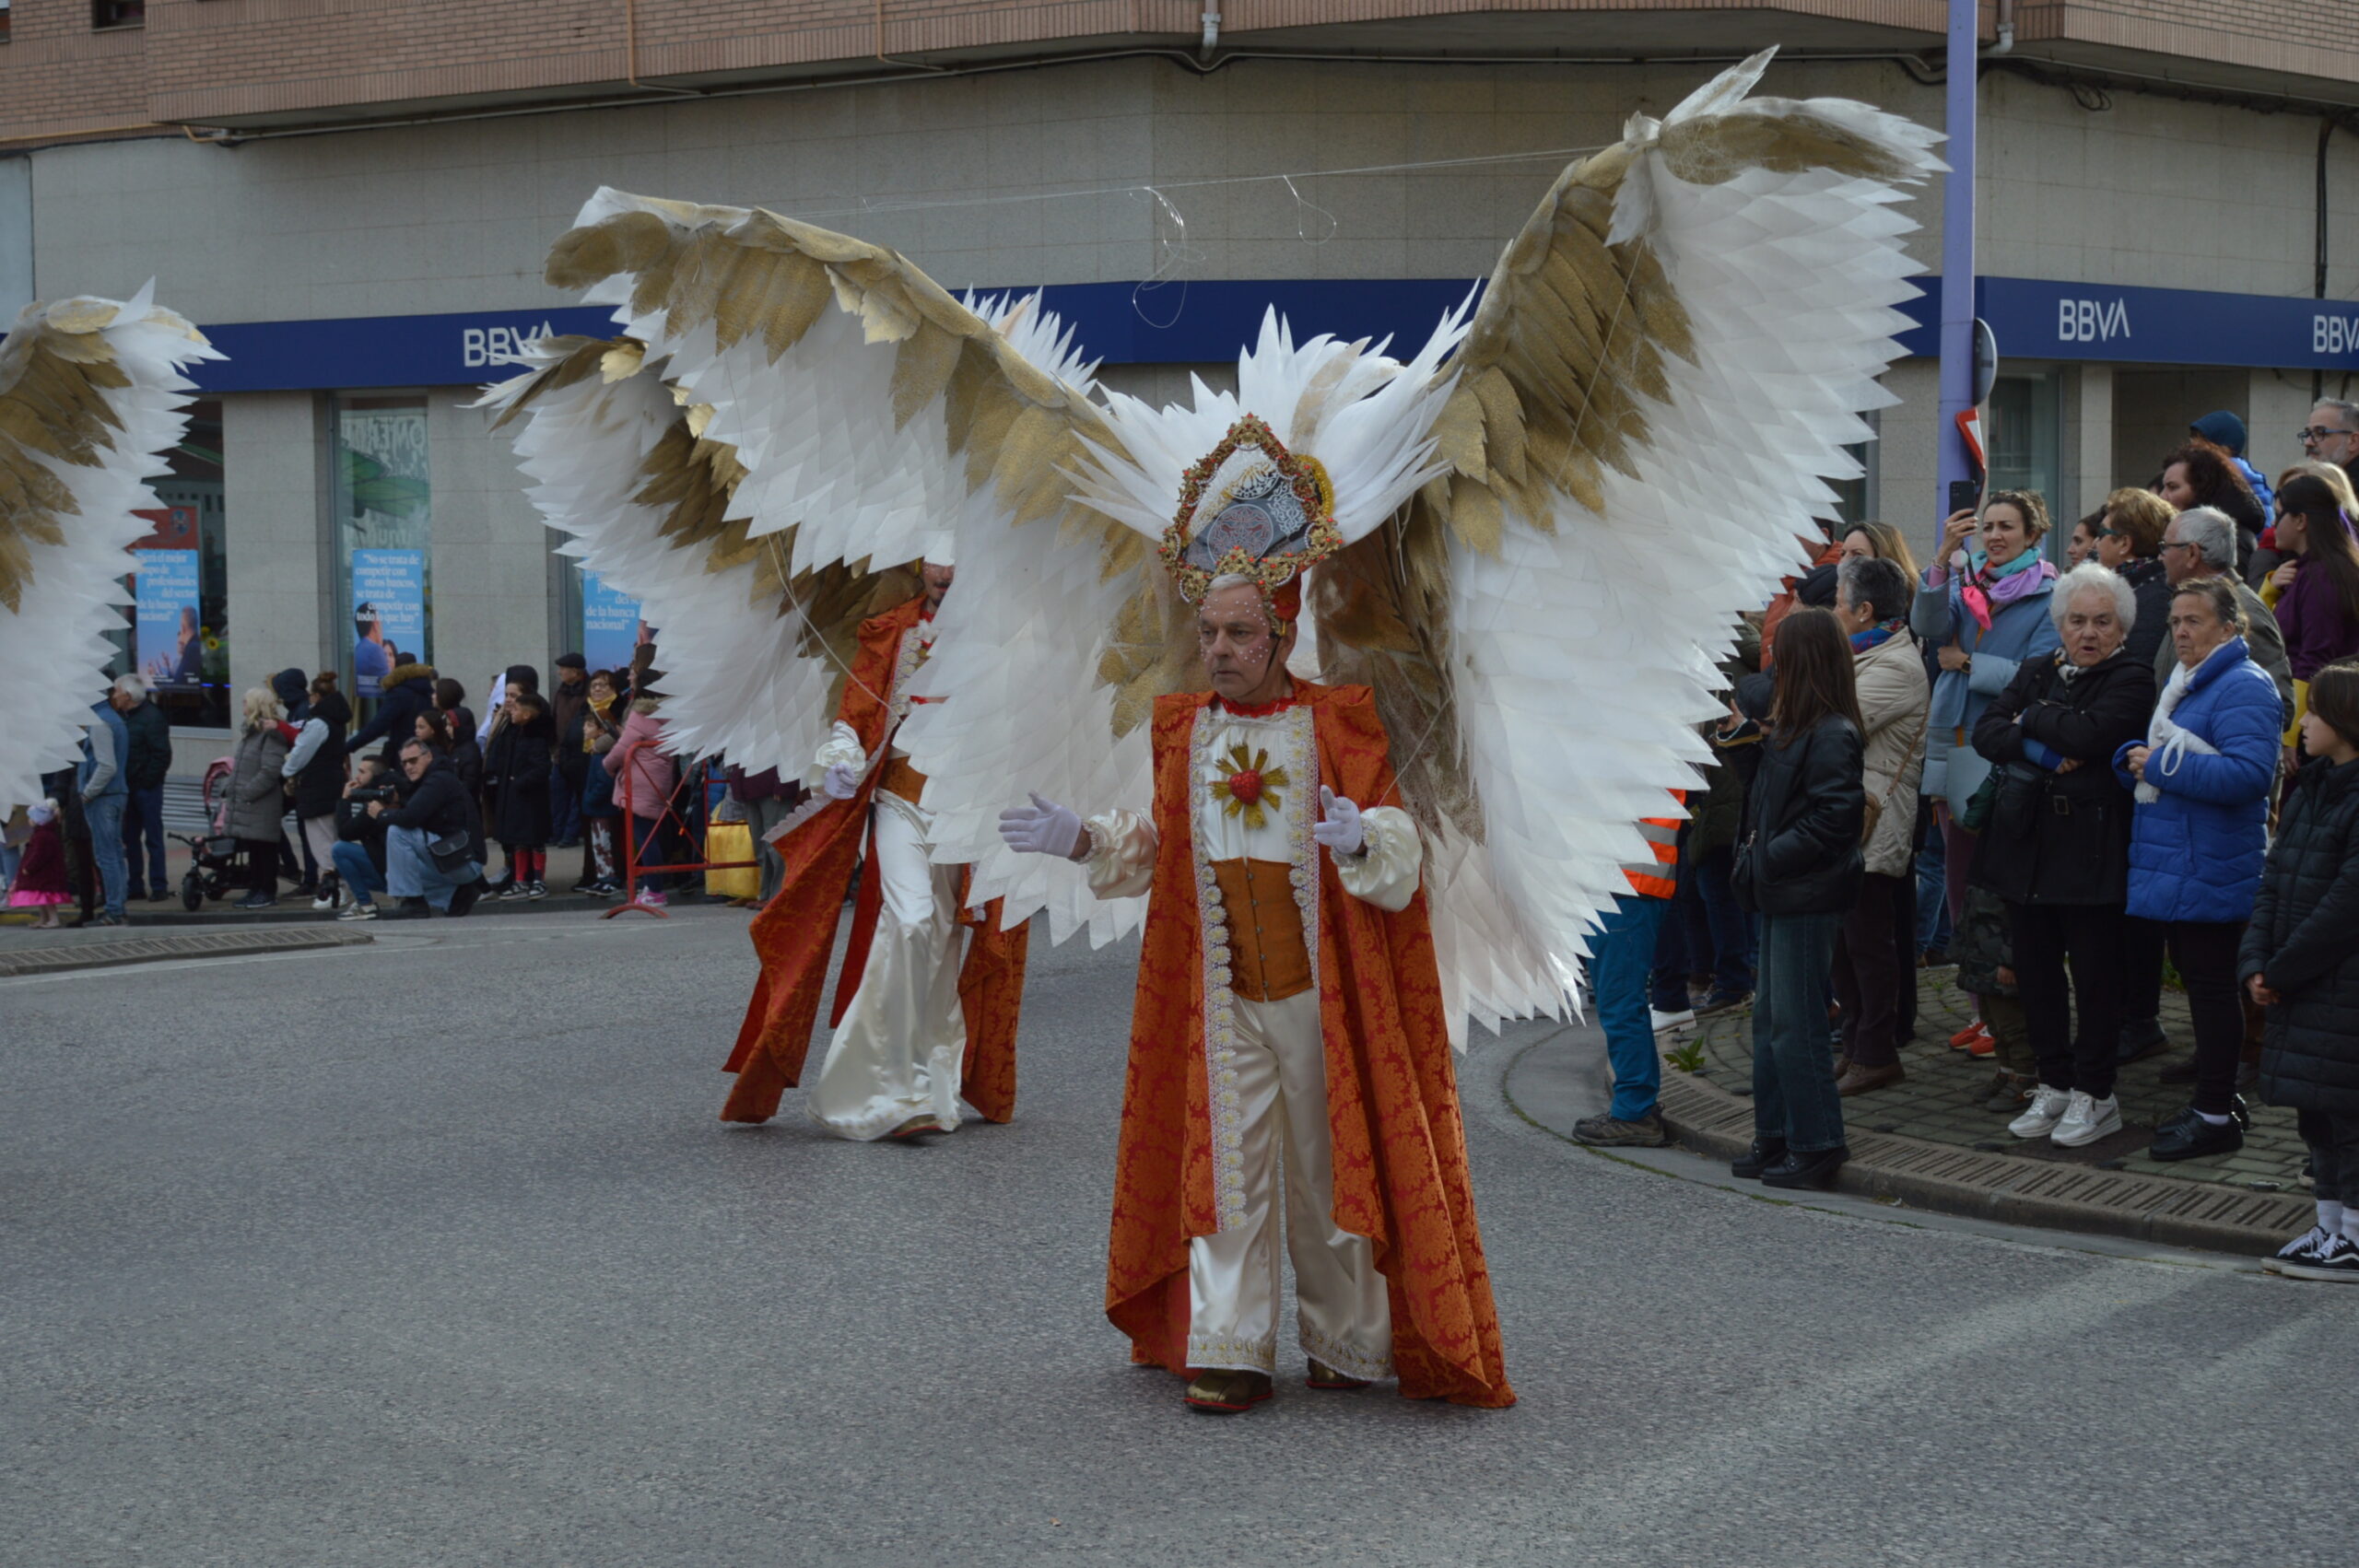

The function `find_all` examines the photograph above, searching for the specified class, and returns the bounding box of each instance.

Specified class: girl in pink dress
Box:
[6,802,73,929]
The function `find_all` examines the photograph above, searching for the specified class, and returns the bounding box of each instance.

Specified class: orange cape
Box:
[1106,682,1514,1407]
[722,596,1028,1124]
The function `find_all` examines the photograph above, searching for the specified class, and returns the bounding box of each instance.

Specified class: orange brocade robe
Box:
[1108,682,1514,1407]
[721,595,1030,1124]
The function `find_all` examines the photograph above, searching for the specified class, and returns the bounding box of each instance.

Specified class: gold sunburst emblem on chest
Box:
[1208,742,1289,830]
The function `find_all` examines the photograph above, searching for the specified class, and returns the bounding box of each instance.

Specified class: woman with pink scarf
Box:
[1910,492,2064,940]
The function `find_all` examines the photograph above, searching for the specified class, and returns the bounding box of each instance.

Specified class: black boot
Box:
[1761,1145,1849,1190]
[1731,1137,1788,1179]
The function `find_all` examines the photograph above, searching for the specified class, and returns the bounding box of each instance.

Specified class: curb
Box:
[0,927,374,977]
[1655,1066,2311,1258]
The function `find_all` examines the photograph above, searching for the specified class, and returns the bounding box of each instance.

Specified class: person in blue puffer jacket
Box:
[2114,576,2283,1163]
[1911,492,2063,942]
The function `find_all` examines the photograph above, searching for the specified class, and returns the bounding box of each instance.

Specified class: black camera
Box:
[346,785,397,806]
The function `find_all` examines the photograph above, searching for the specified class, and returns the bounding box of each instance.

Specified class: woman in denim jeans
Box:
[1731,607,1867,1190]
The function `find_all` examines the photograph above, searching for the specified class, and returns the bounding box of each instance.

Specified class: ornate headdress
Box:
[1157,415,1339,631]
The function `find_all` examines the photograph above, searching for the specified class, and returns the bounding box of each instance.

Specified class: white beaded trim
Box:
[1186,1329,1277,1375]
[1300,1323,1393,1383]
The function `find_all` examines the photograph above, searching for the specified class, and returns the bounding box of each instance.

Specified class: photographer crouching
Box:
[357,737,487,919]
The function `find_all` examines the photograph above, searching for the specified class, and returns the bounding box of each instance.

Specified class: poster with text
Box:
[581,571,647,678]
[352,548,427,696]
[134,547,204,690]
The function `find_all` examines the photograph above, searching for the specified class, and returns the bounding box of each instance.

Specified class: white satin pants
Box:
[805,794,968,1141]
[1186,989,1393,1380]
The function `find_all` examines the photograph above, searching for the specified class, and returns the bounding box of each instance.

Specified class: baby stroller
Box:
[173,755,249,911]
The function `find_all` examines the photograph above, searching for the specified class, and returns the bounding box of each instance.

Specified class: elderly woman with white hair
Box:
[1970,563,2159,1149]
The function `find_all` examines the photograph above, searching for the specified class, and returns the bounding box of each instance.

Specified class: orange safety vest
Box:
[1621,788,1687,900]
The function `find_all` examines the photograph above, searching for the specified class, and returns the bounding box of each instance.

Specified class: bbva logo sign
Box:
[2057,298,2131,344]
[459,321,561,369]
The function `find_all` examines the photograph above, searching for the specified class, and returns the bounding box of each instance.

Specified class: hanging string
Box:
[786,143,1610,224]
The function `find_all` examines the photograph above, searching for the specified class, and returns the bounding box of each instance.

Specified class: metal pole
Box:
[1935,0,1979,550]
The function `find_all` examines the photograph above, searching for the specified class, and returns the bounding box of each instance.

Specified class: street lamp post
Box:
[1936,0,1981,549]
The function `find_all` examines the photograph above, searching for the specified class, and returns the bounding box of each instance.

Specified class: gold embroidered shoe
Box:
[1306,1358,1371,1391]
[886,1115,946,1141]
[1182,1368,1273,1413]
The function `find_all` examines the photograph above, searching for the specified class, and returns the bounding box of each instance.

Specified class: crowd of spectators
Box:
[1570,400,2359,1278]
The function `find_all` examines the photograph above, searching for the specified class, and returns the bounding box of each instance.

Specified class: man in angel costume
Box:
[3,289,220,818]
[721,550,1034,1141]
[494,51,1935,1410]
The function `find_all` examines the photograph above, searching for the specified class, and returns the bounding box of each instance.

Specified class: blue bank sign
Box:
[165,275,2359,393]
[1975,276,2359,369]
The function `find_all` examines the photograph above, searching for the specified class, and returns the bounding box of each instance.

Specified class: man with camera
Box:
[366,738,487,919]
[328,755,397,920]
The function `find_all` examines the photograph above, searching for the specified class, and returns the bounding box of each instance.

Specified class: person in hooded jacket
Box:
[2113,579,2282,1163]
[1973,563,2157,1152]
[348,660,439,763]
[2243,660,2359,1281]
[1730,607,1865,1192]
[485,688,556,897]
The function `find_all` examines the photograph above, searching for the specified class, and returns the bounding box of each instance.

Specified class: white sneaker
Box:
[1650,1008,1696,1035]
[2008,1085,2072,1140]
[2049,1091,2122,1148]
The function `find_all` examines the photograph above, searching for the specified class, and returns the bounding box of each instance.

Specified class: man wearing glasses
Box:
[2298,400,2359,486]
[367,739,487,917]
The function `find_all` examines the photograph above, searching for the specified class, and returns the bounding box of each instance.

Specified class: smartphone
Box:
[1948,478,1981,517]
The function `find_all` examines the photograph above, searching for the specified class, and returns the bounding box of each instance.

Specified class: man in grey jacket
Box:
[2159,508,2293,725]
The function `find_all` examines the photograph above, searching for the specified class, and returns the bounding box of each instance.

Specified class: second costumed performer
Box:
[724,555,1033,1140]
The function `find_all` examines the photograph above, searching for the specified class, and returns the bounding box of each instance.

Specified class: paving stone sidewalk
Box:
[1678,963,2306,1196]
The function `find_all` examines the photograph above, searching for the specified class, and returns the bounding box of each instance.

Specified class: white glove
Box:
[822,762,862,802]
[999,792,1084,859]
[1312,786,1365,857]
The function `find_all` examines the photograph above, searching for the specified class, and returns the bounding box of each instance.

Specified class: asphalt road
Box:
[5,908,2355,1567]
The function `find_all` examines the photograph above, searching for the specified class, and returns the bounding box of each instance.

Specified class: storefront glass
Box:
[330,394,432,710]
[140,398,230,728]
[1987,371,2062,538]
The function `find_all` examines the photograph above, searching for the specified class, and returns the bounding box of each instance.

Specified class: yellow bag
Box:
[705,821,760,899]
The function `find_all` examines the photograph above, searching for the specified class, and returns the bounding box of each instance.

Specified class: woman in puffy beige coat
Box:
[1830,556,1930,1094]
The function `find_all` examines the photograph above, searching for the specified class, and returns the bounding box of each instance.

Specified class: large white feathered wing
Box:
[0,287,220,810]
[1378,52,1942,1038]
[484,188,1116,783]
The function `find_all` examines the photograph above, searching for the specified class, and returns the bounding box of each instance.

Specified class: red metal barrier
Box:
[603,741,757,919]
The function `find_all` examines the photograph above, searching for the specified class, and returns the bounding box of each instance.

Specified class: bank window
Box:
[330,394,433,711]
[1987,371,2062,533]
[135,399,230,729]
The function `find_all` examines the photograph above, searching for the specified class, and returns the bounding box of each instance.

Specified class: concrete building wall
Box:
[21,52,2359,708]
[220,392,331,703]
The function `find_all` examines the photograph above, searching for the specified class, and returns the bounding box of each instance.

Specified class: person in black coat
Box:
[483,689,556,897]
[1731,607,1865,1192]
[348,661,439,762]
[2244,661,2359,1279]
[1972,564,2157,1150]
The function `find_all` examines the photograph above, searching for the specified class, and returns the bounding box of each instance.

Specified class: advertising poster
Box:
[352,548,428,696]
[134,545,205,689]
[581,571,647,677]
